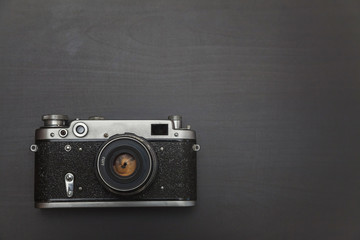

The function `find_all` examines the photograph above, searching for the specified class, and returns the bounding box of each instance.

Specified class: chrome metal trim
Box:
[36,120,196,140]
[58,129,68,138]
[65,173,74,197]
[42,114,68,127]
[168,115,182,129]
[35,200,196,208]
[73,122,88,138]
[64,144,72,152]
[30,144,38,152]
[192,144,201,152]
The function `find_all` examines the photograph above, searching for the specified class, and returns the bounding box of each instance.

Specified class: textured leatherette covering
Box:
[35,140,196,203]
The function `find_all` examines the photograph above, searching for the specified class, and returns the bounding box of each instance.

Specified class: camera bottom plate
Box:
[35,200,196,208]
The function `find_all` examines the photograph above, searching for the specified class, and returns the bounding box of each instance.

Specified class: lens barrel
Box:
[96,134,157,195]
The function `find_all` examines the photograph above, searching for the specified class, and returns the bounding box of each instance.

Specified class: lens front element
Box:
[113,153,137,177]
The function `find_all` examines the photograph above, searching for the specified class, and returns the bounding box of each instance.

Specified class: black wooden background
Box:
[1,1,360,239]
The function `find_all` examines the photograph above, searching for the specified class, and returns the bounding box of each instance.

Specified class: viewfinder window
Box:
[151,124,168,135]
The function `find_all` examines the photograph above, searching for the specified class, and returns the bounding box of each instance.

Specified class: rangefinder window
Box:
[151,124,168,135]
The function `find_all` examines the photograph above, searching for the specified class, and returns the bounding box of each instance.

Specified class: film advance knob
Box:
[42,114,69,127]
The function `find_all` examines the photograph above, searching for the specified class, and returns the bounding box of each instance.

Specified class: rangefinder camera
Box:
[30,114,200,208]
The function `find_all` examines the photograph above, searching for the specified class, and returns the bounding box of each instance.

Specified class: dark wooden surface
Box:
[1,1,360,239]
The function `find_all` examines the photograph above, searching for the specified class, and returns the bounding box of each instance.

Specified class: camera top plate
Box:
[35,115,196,141]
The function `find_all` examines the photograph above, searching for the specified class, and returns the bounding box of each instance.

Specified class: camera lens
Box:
[113,153,137,177]
[96,134,158,195]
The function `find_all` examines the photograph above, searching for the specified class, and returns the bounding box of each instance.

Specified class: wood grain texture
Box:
[0,0,360,239]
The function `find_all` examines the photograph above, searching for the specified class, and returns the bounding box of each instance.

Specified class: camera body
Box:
[31,115,199,208]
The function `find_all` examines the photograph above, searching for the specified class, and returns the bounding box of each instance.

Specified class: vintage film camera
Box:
[31,115,200,208]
